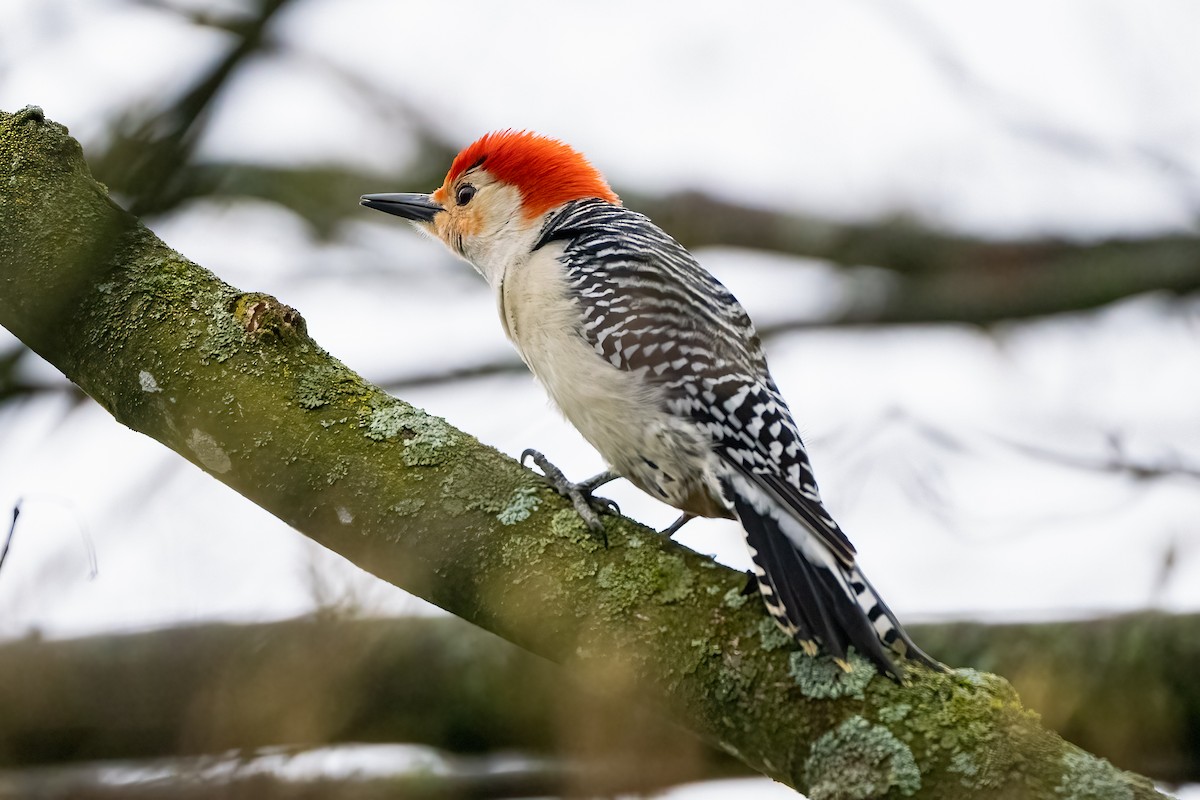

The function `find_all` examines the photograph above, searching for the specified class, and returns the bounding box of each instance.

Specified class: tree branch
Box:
[0,616,745,795]
[0,106,1166,798]
[2,613,1197,784]
[0,748,617,800]
[90,0,298,217]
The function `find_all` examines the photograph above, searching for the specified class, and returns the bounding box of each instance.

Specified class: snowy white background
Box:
[2,1,1199,797]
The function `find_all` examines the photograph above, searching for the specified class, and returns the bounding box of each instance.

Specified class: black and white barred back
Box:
[534,199,941,678]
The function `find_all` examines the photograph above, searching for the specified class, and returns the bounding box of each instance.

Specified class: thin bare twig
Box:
[0,500,18,576]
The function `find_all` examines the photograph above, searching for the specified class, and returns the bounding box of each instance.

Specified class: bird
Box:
[361,130,941,679]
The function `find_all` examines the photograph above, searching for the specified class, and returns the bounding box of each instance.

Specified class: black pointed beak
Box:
[360,192,443,222]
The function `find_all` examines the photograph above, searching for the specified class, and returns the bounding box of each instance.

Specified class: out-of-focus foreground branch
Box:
[0,752,597,800]
[0,616,746,796]
[1,613,1197,785]
[0,107,1166,798]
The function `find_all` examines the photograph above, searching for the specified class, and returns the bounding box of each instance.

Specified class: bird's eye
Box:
[456,184,477,206]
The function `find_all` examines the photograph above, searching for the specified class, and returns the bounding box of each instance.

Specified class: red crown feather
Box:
[445,130,619,220]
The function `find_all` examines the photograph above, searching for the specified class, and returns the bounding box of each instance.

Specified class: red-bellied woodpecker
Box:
[361,130,941,679]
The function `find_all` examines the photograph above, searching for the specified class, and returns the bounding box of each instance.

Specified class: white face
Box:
[415,169,535,285]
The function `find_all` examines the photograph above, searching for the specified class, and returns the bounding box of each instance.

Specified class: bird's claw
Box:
[661,512,695,538]
[521,449,618,544]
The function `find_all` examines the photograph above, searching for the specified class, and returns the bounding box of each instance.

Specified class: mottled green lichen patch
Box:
[549,507,602,551]
[596,563,639,608]
[953,667,995,689]
[757,617,793,651]
[711,653,753,702]
[324,458,350,485]
[880,666,1027,790]
[362,398,460,466]
[805,715,921,799]
[877,703,911,725]
[1054,751,1135,800]
[363,401,417,440]
[639,548,695,603]
[200,298,250,364]
[723,586,748,610]
[391,498,426,516]
[125,252,204,313]
[496,519,599,595]
[297,360,367,409]
[497,485,541,525]
[789,649,873,700]
[596,545,695,611]
[499,532,549,578]
[948,751,980,785]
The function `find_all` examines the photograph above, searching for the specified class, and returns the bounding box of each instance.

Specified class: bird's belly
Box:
[499,245,730,518]
[517,322,730,518]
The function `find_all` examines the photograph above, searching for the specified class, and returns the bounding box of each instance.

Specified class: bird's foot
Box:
[521,449,619,544]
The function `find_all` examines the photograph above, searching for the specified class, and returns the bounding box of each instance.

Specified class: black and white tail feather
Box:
[540,199,944,680]
[722,467,941,678]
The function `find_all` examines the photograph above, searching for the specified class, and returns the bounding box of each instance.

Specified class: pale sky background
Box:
[1,1,1199,796]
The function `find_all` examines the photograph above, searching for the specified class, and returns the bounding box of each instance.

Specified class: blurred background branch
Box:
[0,616,741,796]
[0,751,632,800]
[1,613,1198,785]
